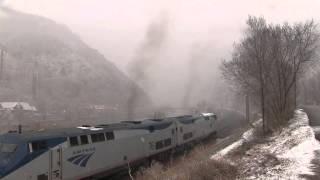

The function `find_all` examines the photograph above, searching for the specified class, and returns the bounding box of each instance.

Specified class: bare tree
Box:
[222,16,319,133]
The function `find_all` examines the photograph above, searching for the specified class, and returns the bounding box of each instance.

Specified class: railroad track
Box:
[209,125,251,155]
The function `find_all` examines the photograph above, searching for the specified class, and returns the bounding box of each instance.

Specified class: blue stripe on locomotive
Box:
[67,153,94,167]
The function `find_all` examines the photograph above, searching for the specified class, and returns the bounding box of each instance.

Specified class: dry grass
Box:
[135,126,265,180]
[135,146,238,180]
[136,159,238,180]
[187,159,238,180]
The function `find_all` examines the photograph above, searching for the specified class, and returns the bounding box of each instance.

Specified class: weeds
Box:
[135,146,238,180]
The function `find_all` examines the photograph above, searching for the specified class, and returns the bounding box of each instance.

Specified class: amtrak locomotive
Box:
[0,113,217,180]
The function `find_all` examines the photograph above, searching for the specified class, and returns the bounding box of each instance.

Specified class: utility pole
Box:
[294,76,297,108]
[293,57,297,109]
[246,94,250,123]
[0,49,4,81]
[32,72,37,100]
[32,61,39,101]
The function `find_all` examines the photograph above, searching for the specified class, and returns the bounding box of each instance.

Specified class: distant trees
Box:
[221,16,319,133]
[300,69,320,105]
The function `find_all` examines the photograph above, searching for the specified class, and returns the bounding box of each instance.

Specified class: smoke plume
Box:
[126,14,169,119]
[182,44,208,108]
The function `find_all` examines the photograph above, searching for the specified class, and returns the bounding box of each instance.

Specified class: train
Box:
[0,112,218,180]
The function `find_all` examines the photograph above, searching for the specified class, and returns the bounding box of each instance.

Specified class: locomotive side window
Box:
[31,140,48,152]
[155,138,172,150]
[155,141,163,150]
[183,132,193,140]
[164,138,171,146]
[91,133,105,143]
[105,132,115,140]
[69,136,79,147]
[149,126,155,133]
[80,135,89,145]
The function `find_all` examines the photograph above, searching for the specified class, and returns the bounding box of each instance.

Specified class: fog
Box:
[3,0,320,108]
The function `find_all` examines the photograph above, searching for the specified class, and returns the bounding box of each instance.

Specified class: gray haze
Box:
[3,0,320,108]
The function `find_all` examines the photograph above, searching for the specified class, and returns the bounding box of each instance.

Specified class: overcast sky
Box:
[4,0,320,72]
[3,0,320,107]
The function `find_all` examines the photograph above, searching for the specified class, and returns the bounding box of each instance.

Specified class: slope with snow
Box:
[212,110,320,179]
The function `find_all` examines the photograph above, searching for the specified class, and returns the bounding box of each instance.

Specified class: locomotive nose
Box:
[0,158,12,178]
[0,143,19,179]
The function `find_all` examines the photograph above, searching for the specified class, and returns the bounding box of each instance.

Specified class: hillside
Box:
[0,7,150,114]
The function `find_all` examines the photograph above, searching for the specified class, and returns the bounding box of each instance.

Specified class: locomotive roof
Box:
[2,115,202,142]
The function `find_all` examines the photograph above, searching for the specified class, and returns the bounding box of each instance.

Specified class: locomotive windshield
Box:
[0,142,19,173]
[0,135,24,178]
[0,143,18,167]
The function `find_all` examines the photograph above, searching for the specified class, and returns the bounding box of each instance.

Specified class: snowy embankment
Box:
[211,109,320,179]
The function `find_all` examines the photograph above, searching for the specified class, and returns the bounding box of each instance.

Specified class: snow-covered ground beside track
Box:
[211,109,320,179]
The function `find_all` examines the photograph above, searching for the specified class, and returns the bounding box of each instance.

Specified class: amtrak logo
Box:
[67,152,94,167]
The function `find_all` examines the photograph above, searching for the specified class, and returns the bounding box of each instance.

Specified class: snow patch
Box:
[280,138,320,176]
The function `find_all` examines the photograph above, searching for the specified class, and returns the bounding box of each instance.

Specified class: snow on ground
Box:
[211,128,254,158]
[211,110,320,179]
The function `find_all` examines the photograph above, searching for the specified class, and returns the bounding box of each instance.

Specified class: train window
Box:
[105,132,115,140]
[183,132,193,140]
[31,141,48,152]
[183,133,187,140]
[149,126,155,133]
[155,141,163,150]
[69,136,79,147]
[80,135,89,145]
[91,133,105,143]
[164,138,171,146]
